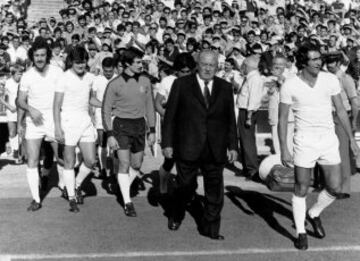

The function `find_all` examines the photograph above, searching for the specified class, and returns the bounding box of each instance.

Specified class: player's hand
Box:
[29,107,43,126]
[281,150,294,168]
[147,133,156,146]
[163,147,173,158]
[107,136,119,151]
[227,150,238,164]
[55,127,65,144]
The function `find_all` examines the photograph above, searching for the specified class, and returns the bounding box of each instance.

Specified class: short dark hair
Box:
[65,45,89,70]
[122,48,142,67]
[102,57,114,68]
[173,52,196,71]
[28,37,52,64]
[295,42,321,70]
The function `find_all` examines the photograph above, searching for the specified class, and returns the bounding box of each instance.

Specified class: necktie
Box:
[203,80,211,109]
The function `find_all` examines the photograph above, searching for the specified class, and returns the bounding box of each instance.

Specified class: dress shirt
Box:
[236,69,264,111]
[196,74,213,96]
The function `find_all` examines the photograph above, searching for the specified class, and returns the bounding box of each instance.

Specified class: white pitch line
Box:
[4,245,360,260]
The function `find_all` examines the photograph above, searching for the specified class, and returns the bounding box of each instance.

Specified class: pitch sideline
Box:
[2,245,360,260]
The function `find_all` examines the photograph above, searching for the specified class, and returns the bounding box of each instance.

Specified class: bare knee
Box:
[118,160,130,173]
[326,185,341,197]
[294,183,309,197]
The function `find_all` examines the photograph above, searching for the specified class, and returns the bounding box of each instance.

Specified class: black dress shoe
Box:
[307,213,325,239]
[294,233,308,250]
[168,218,181,231]
[336,193,350,200]
[209,234,225,240]
[124,202,137,217]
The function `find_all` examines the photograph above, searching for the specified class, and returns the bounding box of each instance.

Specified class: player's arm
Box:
[333,93,359,156]
[0,95,16,112]
[145,82,156,146]
[53,92,65,144]
[101,81,119,150]
[17,90,43,125]
[278,102,292,166]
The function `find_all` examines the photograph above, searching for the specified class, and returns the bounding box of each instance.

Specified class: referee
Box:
[102,49,156,217]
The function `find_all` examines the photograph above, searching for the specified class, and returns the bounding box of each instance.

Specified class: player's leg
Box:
[76,141,97,204]
[25,138,43,211]
[63,145,79,212]
[97,129,108,177]
[116,147,136,216]
[292,166,312,250]
[7,121,18,159]
[307,164,341,239]
[49,142,66,198]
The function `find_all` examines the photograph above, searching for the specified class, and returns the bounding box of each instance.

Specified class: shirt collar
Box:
[122,72,140,82]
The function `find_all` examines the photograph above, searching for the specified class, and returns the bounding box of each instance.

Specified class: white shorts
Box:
[293,130,341,168]
[62,116,97,146]
[94,109,103,130]
[6,111,17,122]
[25,113,55,141]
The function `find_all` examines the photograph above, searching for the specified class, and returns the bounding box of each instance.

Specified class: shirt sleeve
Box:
[280,80,293,105]
[247,74,265,111]
[101,79,117,133]
[330,75,341,96]
[55,70,66,93]
[19,74,29,92]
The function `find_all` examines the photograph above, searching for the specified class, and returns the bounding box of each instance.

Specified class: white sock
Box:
[129,167,139,185]
[9,136,18,152]
[75,163,91,188]
[117,172,131,204]
[63,169,75,199]
[57,164,64,189]
[98,147,108,170]
[26,168,40,203]
[308,190,336,218]
[292,194,306,235]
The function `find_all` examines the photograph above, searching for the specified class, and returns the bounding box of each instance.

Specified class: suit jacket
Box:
[162,74,238,163]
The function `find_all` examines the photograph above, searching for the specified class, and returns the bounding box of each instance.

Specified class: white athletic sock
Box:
[292,194,306,235]
[159,166,169,194]
[98,147,108,170]
[75,163,92,188]
[129,167,139,185]
[63,169,75,199]
[308,190,336,218]
[9,136,18,152]
[57,164,65,189]
[26,168,40,203]
[117,172,131,204]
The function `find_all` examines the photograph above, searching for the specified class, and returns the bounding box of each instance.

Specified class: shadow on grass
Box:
[40,165,98,202]
[225,185,295,241]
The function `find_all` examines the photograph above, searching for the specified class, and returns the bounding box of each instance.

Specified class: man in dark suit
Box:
[162,50,238,240]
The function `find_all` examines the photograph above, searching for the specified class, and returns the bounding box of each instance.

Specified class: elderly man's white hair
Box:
[198,49,219,64]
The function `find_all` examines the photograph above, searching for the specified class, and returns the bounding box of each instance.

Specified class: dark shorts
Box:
[113,117,146,153]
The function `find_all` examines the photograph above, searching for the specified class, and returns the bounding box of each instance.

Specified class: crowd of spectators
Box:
[1,0,360,146]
